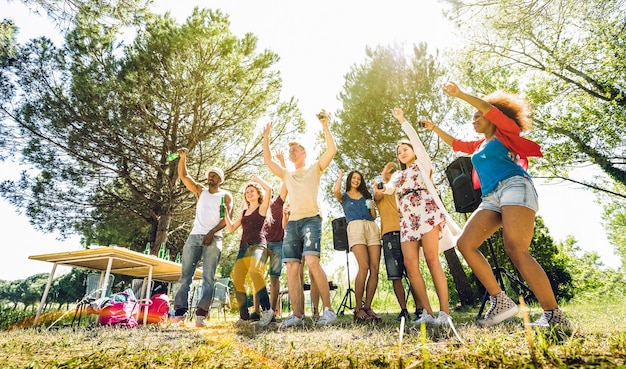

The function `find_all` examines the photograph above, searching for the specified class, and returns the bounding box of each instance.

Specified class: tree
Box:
[600,190,626,269]
[444,0,626,199]
[333,43,476,306]
[0,7,303,255]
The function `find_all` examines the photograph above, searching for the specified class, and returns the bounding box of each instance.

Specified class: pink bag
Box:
[97,292,139,328]
[142,293,170,324]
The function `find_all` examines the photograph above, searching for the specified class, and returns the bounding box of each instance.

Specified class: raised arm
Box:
[391,108,433,177]
[333,169,344,202]
[316,110,337,171]
[177,148,203,198]
[263,122,285,178]
[443,81,492,113]
[224,195,243,233]
[252,175,272,217]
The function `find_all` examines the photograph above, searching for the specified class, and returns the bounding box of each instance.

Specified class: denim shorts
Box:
[381,231,405,280]
[266,240,283,277]
[478,175,539,213]
[282,215,322,263]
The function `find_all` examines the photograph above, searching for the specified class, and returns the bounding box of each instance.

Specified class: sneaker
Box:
[249,311,261,321]
[436,311,452,326]
[279,314,304,328]
[412,310,436,326]
[477,291,519,327]
[195,315,207,328]
[316,307,337,326]
[396,309,410,322]
[258,309,275,327]
[414,308,423,321]
[527,308,571,331]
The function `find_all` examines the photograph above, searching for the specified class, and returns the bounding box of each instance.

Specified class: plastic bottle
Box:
[219,196,226,218]
[166,152,179,162]
[144,242,151,255]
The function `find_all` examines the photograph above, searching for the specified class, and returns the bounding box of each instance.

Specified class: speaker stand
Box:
[336,249,355,315]
[476,235,534,318]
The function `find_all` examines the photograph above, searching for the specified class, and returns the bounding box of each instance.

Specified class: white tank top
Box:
[190,188,224,237]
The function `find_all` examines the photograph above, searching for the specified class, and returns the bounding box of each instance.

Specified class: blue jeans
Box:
[232,243,270,316]
[266,240,283,277]
[174,234,222,317]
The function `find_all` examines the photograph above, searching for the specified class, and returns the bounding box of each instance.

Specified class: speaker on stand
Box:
[332,217,354,315]
[445,156,533,318]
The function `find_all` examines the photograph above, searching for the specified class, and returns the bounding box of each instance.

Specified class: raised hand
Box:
[442,81,461,97]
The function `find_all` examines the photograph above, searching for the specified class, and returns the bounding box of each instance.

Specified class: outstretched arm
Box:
[333,169,344,202]
[443,81,492,113]
[177,148,203,198]
[263,122,285,178]
[252,175,272,217]
[316,110,337,171]
[224,195,243,232]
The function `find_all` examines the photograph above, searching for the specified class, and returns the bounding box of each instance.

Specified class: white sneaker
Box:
[412,310,436,326]
[279,314,304,328]
[258,309,275,327]
[436,311,452,326]
[316,307,337,326]
[195,315,207,328]
[477,292,518,327]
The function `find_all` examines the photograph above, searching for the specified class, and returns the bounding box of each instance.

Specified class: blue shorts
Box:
[381,231,405,280]
[282,215,322,263]
[266,240,283,277]
[478,176,539,213]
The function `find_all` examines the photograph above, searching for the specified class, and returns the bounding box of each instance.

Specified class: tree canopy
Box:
[0,6,303,254]
[444,0,626,199]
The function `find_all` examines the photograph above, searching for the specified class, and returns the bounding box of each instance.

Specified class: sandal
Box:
[353,308,370,323]
[363,308,382,323]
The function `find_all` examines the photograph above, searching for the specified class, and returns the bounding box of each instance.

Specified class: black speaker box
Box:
[445,156,482,213]
[331,217,349,251]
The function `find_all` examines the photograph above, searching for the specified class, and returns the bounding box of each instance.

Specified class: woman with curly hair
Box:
[224,175,275,327]
[423,81,570,331]
[333,169,382,322]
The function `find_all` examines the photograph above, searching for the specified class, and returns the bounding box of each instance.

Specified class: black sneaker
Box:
[396,309,410,322]
[249,311,261,321]
[414,308,424,321]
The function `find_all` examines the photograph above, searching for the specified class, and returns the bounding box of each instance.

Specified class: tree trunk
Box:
[444,248,476,306]
[154,213,172,255]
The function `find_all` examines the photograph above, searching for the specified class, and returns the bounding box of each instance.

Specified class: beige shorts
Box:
[347,219,381,249]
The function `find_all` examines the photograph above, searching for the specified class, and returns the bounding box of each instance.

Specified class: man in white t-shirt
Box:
[262,110,338,327]
[171,148,233,328]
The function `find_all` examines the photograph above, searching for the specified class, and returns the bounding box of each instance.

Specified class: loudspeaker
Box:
[445,156,482,213]
[332,217,349,251]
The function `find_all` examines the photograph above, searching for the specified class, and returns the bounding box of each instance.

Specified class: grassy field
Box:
[1,298,625,368]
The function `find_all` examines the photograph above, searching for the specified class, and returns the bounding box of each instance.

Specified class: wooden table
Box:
[29,246,201,324]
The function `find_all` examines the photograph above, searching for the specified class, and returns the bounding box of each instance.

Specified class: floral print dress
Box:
[393,162,446,243]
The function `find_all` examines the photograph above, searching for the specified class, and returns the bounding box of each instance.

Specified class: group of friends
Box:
[168,81,572,333]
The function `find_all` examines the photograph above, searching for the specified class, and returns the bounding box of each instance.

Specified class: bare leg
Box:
[422,226,449,314]
[286,261,303,317]
[501,205,558,310]
[402,241,432,315]
[364,245,381,309]
[305,255,332,309]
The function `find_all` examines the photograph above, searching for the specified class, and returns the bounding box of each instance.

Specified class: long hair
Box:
[396,139,414,170]
[345,170,372,200]
[484,90,533,131]
[243,182,274,225]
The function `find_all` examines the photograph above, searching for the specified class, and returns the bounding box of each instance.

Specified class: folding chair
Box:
[210,277,231,321]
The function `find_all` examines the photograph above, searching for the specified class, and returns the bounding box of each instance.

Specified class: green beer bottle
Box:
[219,196,226,218]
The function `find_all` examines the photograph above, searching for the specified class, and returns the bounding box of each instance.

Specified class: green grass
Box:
[0,298,624,368]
